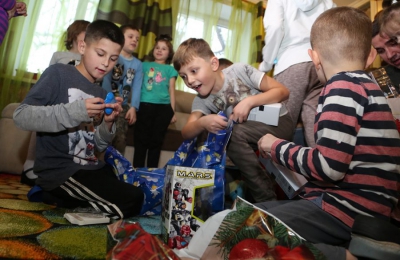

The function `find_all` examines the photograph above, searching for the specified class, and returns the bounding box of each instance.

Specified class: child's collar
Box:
[211,70,225,94]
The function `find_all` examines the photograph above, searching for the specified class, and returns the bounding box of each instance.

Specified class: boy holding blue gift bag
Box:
[172,38,293,203]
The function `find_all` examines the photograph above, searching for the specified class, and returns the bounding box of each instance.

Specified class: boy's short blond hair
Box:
[173,38,215,71]
[310,7,372,65]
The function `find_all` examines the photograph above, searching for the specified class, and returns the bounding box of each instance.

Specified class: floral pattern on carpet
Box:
[0,173,161,259]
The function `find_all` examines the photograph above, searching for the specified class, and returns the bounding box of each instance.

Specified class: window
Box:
[26,0,99,73]
[174,1,235,92]
[176,17,229,58]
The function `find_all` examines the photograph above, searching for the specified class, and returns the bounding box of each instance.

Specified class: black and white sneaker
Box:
[20,168,37,187]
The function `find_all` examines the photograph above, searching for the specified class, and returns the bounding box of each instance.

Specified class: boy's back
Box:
[298,70,399,226]
[257,7,400,258]
[268,5,400,227]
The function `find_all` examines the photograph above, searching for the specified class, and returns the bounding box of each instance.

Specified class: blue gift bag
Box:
[164,113,233,216]
[104,146,164,216]
[133,168,165,215]
[160,115,233,248]
[105,111,233,217]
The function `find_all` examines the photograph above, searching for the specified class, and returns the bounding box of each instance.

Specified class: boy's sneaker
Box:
[20,168,37,187]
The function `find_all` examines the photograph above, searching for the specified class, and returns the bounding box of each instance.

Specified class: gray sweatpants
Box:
[227,114,293,202]
[275,62,323,147]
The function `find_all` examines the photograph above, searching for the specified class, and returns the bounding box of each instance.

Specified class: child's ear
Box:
[365,47,377,69]
[78,40,86,55]
[308,49,321,69]
[210,56,219,72]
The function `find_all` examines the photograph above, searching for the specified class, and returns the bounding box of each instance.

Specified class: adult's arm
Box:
[259,0,284,72]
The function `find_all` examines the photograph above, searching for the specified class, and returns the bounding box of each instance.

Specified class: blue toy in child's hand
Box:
[104,92,115,115]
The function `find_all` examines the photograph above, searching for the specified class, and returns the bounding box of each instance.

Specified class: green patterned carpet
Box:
[0,173,161,259]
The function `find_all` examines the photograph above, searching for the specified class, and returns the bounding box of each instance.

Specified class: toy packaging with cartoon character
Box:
[161,115,233,249]
[162,165,218,249]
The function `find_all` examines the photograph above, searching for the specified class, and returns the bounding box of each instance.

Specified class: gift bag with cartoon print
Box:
[161,115,233,249]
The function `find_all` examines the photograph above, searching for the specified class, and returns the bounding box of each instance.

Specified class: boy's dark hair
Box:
[219,58,233,69]
[65,20,90,50]
[310,7,371,65]
[119,24,140,34]
[173,38,215,71]
[148,35,174,64]
[85,20,125,47]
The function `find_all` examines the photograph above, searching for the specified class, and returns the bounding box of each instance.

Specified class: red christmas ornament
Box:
[267,245,291,259]
[229,238,270,260]
[281,245,315,260]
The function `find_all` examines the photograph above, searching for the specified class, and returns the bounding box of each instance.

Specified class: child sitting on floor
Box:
[257,7,400,260]
[172,38,293,203]
[14,20,144,219]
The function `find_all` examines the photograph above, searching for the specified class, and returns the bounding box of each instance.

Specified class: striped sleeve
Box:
[270,72,400,226]
[0,0,15,45]
[272,78,368,182]
[0,0,16,10]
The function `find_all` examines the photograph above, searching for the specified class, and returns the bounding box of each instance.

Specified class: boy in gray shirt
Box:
[13,20,144,219]
[172,38,293,202]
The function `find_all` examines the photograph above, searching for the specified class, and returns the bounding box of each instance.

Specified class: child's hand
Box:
[170,114,177,124]
[230,99,252,123]
[202,114,228,133]
[258,133,279,157]
[85,97,106,118]
[15,2,27,16]
[125,107,137,125]
[104,96,122,123]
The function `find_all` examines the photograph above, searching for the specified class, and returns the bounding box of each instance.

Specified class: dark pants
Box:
[256,200,350,260]
[133,102,174,168]
[227,114,294,202]
[48,165,144,219]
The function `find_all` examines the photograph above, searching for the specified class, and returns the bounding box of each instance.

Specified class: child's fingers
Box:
[86,98,104,110]
[115,96,123,104]
[105,103,122,113]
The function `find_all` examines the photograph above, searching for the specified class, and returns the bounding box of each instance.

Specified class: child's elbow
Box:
[282,87,290,101]
[181,127,193,140]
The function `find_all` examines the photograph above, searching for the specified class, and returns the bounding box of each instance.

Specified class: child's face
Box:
[122,29,140,54]
[153,41,169,63]
[178,56,218,96]
[78,38,121,82]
